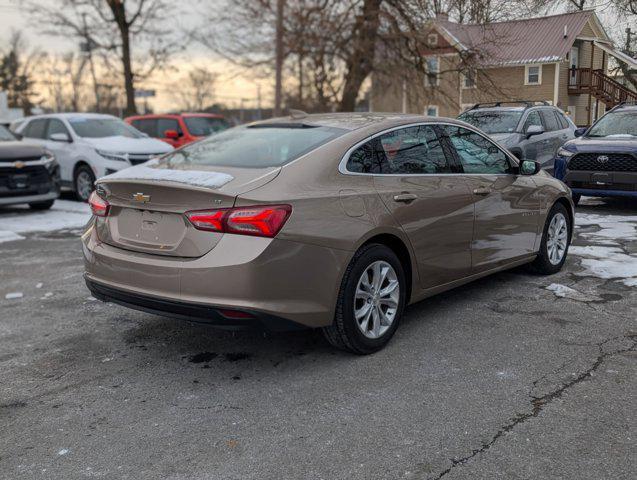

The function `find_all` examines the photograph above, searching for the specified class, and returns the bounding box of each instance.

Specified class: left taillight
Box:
[185,205,291,238]
[88,190,110,217]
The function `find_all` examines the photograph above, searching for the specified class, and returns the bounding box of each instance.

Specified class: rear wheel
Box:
[322,244,406,354]
[28,200,54,210]
[528,203,571,275]
[74,165,95,202]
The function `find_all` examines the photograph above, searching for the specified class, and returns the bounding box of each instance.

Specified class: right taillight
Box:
[185,205,291,238]
[88,191,110,217]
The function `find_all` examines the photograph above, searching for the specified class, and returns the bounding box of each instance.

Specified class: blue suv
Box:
[554,102,637,205]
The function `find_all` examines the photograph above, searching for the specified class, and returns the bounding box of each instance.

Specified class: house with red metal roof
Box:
[371,10,637,126]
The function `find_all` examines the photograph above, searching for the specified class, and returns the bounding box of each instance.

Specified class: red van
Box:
[125,113,229,148]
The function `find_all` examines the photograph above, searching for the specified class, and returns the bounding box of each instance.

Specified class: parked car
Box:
[125,113,229,148]
[83,113,574,354]
[458,101,576,173]
[554,102,637,205]
[0,124,60,210]
[15,113,173,202]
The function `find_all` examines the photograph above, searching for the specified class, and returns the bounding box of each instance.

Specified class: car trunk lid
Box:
[95,163,280,257]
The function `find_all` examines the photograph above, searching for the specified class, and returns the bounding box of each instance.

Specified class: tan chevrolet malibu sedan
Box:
[83,113,573,354]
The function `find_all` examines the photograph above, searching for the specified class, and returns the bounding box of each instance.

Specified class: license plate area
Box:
[9,174,29,189]
[116,208,185,249]
[590,172,613,186]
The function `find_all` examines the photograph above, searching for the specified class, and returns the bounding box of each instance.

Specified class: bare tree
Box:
[173,66,218,111]
[24,0,184,115]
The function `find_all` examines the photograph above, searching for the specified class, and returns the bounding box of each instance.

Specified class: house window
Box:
[427,34,438,47]
[463,69,476,89]
[525,64,542,85]
[425,57,439,87]
[425,105,439,116]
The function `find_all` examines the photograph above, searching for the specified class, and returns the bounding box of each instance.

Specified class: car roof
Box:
[463,107,527,112]
[250,112,465,132]
[24,113,117,121]
[125,113,225,120]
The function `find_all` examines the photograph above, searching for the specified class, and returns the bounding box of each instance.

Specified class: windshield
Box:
[0,125,16,141]
[587,111,637,138]
[458,110,523,134]
[184,116,229,136]
[159,124,346,168]
[68,117,143,139]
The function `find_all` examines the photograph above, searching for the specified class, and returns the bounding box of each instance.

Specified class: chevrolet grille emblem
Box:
[133,193,151,203]
[13,161,25,169]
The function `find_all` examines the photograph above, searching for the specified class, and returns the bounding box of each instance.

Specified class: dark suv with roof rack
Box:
[554,102,637,205]
[458,101,576,173]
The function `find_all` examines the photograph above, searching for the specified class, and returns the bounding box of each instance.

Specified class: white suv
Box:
[16,113,173,201]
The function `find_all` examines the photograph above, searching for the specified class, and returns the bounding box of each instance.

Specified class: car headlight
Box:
[40,150,59,172]
[96,149,128,162]
[557,147,575,158]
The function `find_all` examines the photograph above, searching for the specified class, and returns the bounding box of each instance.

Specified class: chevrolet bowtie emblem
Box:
[133,192,151,203]
[13,161,25,169]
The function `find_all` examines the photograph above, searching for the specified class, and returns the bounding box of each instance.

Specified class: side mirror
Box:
[13,132,23,140]
[526,125,544,138]
[50,132,71,142]
[574,127,587,138]
[164,129,179,140]
[520,160,540,175]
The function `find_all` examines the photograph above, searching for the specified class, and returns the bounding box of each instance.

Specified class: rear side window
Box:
[157,118,182,137]
[23,119,48,139]
[540,110,560,131]
[347,125,450,174]
[161,124,346,168]
[444,125,511,174]
[555,111,570,129]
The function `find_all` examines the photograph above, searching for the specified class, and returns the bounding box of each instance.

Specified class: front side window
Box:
[523,111,543,131]
[525,65,542,85]
[69,117,143,139]
[347,125,450,174]
[157,118,182,137]
[458,110,523,134]
[45,119,69,138]
[23,119,47,139]
[540,110,560,132]
[161,124,346,169]
[133,119,158,137]
[444,125,511,174]
[586,111,637,138]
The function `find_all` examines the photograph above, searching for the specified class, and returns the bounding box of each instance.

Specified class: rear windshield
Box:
[159,124,346,168]
[458,110,523,134]
[587,111,637,138]
[69,117,143,139]
[184,116,229,136]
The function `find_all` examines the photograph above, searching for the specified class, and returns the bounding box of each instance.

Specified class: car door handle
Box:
[473,187,491,196]
[393,193,417,203]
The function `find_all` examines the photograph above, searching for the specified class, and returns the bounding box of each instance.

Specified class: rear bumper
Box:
[82,223,350,328]
[86,277,306,331]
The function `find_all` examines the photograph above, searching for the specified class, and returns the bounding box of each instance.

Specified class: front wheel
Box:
[74,165,96,202]
[322,244,406,354]
[528,203,571,275]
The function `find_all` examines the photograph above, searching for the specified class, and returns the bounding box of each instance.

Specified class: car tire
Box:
[28,200,54,210]
[74,165,95,202]
[322,244,406,355]
[528,203,571,275]
[572,193,581,206]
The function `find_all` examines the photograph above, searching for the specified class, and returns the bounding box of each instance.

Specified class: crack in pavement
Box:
[427,335,637,480]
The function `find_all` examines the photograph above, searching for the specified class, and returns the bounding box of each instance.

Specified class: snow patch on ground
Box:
[5,292,23,300]
[0,200,91,243]
[574,213,637,242]
[545,283,600,302]
[102,165,234,189]
[570,245,637,287]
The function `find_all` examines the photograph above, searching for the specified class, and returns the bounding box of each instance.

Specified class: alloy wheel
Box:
[354,260,400,339]
[76,171,94,201]
[547,212,568,265]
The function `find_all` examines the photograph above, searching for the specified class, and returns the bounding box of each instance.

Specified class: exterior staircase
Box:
[568,68,637,108]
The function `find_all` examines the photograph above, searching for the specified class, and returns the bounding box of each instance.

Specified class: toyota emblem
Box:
[596,155,609,164]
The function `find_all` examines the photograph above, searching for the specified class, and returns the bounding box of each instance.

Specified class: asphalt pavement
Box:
[0,198,635,480]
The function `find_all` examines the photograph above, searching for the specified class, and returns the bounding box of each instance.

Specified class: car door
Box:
[539,109,563,164]
[520,110,552,164]
[357,124,475,289]
[43,118,75,183]
[442,124,540,272]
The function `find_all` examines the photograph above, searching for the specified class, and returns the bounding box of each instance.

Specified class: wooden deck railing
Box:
[568,68,637,107]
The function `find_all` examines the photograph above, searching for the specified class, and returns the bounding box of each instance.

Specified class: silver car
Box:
[458,102,576,173]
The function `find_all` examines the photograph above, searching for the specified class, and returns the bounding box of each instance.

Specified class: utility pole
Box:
[274,0,285,117]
